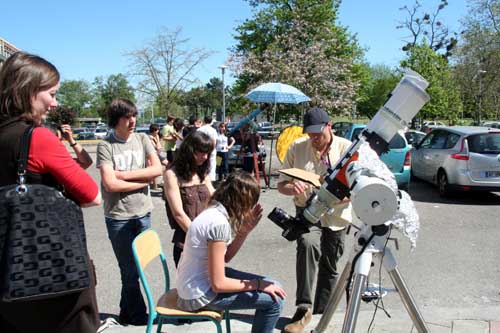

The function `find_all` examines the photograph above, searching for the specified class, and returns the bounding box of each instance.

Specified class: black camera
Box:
[267,207,312,241]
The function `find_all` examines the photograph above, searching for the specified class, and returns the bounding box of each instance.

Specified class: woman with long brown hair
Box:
[0,52,101,332]
[176,171,286,333]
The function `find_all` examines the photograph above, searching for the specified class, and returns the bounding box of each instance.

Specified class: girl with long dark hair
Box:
[163,130,215,266]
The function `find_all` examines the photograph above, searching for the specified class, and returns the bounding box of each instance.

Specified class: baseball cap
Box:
[303,107,330,134]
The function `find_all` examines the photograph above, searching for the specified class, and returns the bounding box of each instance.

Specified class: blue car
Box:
[343,124,412,191]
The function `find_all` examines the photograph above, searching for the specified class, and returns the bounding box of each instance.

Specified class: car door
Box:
[426,130,450,182]
[412,132,434,180]
[466,133,500,182]
[412,130,448,181]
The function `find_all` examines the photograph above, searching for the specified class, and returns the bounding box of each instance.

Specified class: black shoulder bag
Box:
[0,126,91,302]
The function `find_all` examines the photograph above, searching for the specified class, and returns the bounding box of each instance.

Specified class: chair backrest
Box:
[132,229,171,305]
[134,229,162,270]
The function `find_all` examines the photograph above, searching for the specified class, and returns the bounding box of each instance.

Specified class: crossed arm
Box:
[100,152,162,193]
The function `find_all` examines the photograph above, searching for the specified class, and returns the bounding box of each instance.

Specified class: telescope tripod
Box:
[312,224,429,333]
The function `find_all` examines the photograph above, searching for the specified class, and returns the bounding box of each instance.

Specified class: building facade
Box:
[0,37,19,66]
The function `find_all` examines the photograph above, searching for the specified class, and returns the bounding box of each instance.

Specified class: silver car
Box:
[411,126,500,196]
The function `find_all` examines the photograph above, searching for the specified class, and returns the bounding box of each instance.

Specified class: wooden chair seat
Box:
[156,288,223,321]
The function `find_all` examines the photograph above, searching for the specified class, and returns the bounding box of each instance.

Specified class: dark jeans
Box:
[217,151,229,180]
[105,213,151,323]
[295,207,345,314]
[166,150,174,163]
[205,267,284,333]
[243,156,255,173]
[173,243,183,268]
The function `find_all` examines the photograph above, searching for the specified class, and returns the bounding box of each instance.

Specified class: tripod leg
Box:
[383,248,429,333]
[342,273,366,333]
[387,267,429,332]
[312,261,351,333]
[342,251,373,333]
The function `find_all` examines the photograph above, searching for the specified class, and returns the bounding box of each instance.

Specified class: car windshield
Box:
[351,127,405,148]
[389,134,406,149]
[467,133,500,154]
[352,127,364,140]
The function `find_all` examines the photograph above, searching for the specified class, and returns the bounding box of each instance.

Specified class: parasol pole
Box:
[267,102,277,189]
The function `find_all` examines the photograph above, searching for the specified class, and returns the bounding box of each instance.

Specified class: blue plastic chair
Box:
[132,229,231,333]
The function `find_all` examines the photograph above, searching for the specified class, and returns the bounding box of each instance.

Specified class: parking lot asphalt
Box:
[74,139,500,333]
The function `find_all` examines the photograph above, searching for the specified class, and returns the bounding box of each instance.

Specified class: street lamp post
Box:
[476,69,487,125]
[219,64,227,123]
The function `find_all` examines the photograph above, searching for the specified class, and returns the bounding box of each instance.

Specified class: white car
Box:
[482,121,500,129]
[421,121,446,133]
[94,127,108,139]
[411,126,500,196]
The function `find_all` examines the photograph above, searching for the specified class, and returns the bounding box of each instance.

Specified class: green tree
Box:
[356,65,400,119]
[230,0,363,118]
[177,77,226,120]
[90,74,136,120]
[179,87,208,118]
[401,43,462,123]
[47,106,77,125]
[452,0,499,123]
[205,77,224,111]
[57,80,92,117]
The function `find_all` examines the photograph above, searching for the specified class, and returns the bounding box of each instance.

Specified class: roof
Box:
[442,126,500,135]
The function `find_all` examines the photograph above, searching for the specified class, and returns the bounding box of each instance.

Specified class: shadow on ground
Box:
[408,178,500,206]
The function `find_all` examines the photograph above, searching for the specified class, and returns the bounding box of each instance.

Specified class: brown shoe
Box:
[284,307,312,333]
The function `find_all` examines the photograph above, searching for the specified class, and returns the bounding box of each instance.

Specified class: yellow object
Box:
[216,155,222,166]
[276,125,308,163]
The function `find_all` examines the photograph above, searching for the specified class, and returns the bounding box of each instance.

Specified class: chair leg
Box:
[209,318,223,333]
[156,317,163,333]
[146,315,154,333]
[224,310,231,333]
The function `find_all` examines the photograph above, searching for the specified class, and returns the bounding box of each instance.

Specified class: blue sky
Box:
[1,0,468,87]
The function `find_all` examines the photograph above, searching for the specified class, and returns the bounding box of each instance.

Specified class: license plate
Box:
[484,171,500,178]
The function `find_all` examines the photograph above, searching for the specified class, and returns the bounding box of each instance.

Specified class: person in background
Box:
[182,115,199,138]
[277,107,352,333]
[176,171,285,333]
[197,115,218,182]
[216,122,235,181]
[0,51,102,333]
[148,123,168,190]
[161,115,177,163]
[240,124,263,176]
[163,131,215,267]
[46,122,93,169]
[172,118,184,159]
[96,98,162,326]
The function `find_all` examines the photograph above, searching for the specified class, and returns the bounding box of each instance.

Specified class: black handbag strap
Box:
[17,126,34,178]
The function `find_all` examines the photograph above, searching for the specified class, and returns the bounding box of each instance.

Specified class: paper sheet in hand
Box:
[278,168,322,188]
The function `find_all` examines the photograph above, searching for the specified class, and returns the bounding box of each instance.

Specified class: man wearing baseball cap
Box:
[277,107,352,333]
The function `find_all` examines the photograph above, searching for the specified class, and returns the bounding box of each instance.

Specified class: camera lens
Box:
[268,207,291,225]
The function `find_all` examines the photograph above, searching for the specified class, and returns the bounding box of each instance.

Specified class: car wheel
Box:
[399,183,409,192]
[437,171,449,197]
[410,168,420,181]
